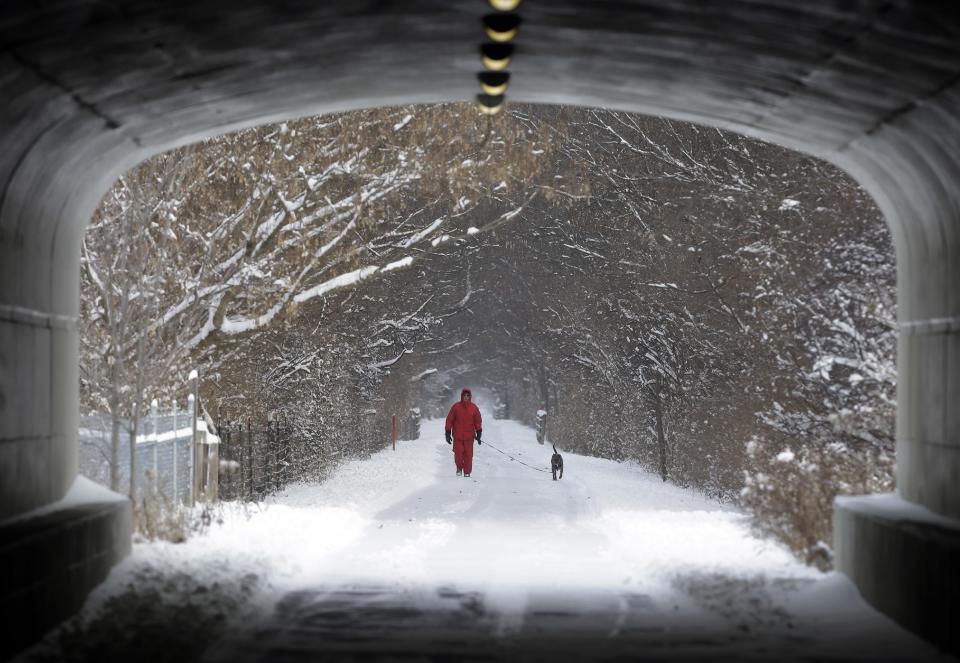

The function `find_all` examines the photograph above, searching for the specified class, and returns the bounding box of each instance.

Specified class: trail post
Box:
[536,409,548,445]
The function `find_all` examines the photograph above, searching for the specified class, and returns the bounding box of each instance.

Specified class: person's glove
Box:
[445,430,452,444]
[475,430,482,445]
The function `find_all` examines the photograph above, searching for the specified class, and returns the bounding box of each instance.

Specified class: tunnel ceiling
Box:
[3,1,960,320]
[2,3,960,651]
[3,1,960,191]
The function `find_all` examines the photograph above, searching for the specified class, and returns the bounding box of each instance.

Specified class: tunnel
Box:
[1,0,959,657]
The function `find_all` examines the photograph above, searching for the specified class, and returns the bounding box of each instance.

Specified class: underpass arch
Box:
[1,1,958,654]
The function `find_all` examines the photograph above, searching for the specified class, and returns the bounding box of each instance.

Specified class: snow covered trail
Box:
[19,413,949,662]
[273,415,802,596]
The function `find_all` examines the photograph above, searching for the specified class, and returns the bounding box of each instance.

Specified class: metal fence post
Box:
[189,368,198,506]
[246,419,253,501]
[151,398,159,496]
[282,424,290,485]
[187,394,194,505]
[267,411,276,492]
[273,419,280,492]
[208,432,219,503]
[172,401,178,504]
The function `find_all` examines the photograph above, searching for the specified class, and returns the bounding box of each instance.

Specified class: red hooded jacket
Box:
[445,388,482,441]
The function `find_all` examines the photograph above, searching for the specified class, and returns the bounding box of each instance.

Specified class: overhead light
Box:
[481,42,513,71]
[483,13,521,42]
[476,5,520,117]
[478,72,510,96]
[476,94,505,115]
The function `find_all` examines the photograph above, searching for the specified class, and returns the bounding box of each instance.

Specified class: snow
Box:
[836,492,960,530]
[29,409,939,660]
[87,421,199,448]
[219,300,286,335]
[188,369,198,380]
[392,114,413,131]
[367,349,412,370]
[382,256,413,272]
[86,411,814,597]
[409,368,438,382]
[776,449,795,463]
[401,217,444,248]
[294,265,379,303]
[779,198,800,211]
[130,425,194,445]
[196,418,220,445]
[467,226,479,235]
[0,476,124,527]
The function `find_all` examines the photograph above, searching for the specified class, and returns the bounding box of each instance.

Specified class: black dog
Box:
[551,444,564,481]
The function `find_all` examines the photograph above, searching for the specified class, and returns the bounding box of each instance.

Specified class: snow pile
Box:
[776,449,796,463]
[1,476,126,526]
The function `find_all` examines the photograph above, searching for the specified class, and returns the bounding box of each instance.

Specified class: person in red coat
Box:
[445,387,482,477]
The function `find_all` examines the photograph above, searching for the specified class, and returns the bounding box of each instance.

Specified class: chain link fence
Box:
[79,410,194,503]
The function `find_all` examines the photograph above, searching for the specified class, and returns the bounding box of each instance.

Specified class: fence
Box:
[80,411,297,504]
[217,419,294,502]
[80,404,420,505]
[79,408,195,504]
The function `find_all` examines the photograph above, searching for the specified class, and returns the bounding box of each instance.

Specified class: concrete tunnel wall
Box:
[0,0,958,654]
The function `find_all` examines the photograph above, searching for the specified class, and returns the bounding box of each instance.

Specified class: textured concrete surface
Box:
[202,583,948,663]
[0,0,959,654]
[0,497,131,660]
[835,494,960,655]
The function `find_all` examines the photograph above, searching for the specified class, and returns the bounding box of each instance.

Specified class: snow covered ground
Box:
[253,417,802,594]
[18,408,950,662]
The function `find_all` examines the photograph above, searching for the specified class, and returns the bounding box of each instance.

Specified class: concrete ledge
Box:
[0,480,131,659]
[835,492,960,656]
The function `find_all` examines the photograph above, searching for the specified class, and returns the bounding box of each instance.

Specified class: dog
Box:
[551,444,564,481]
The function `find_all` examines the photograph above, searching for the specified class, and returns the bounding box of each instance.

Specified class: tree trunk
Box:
[109,409,121,491]
[538,362,550,412]
[108,344,124,492]
[128,416,138,501]
[654,387,667,482]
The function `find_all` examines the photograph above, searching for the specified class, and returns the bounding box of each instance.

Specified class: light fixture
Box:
[483,13,521,42]
[477,94,505,115]
[481,42,513,71]
[478,72,510,96]
[476,4,521,117]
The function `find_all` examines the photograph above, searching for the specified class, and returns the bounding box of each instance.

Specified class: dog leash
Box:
[482,441,552,474]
